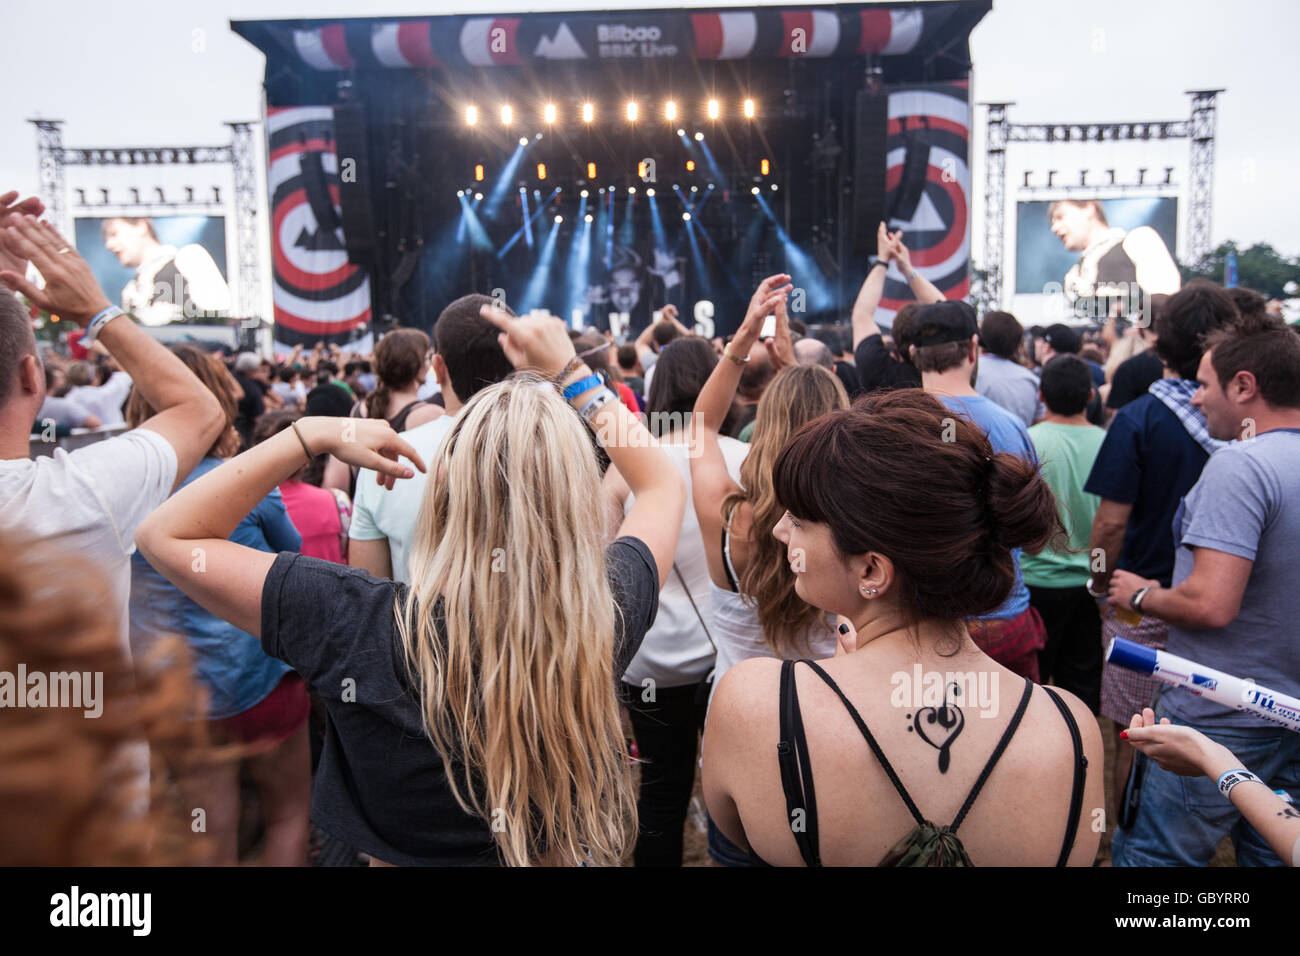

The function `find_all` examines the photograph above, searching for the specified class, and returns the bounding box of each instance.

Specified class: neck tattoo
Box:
[906,682,965,773]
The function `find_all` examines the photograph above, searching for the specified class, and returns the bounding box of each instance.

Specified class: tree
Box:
[1181,242,1300,299]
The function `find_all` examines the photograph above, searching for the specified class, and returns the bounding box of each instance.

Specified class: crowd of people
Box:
[2,191,1298,868]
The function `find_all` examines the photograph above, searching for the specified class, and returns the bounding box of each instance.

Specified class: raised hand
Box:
[876,221,894,263]
[734,273,792,354]
[890,231,914,276]
[0,192,46,278]
[479,303,577,378]
[765,290,797,370]
[0,216,111,325]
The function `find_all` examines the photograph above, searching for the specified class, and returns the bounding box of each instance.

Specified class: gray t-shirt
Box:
[975,354,1039,428]
[1163,429,1300,728]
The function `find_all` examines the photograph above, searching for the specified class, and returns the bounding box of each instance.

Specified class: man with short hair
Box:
[1084,279,1238,817]
[911,300,1045,680]
[1022,355,1106,712]
[975,310,1039,427]
[1106,313,1300,866]
[1037,323,1104,424]
[616,343,645,398]
[347,294,515,583]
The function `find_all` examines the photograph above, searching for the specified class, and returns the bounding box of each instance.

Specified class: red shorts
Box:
[219,672,310,747]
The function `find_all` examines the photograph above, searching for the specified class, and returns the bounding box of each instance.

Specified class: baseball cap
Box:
[1043,323,1082,354]
[911,301,979,348]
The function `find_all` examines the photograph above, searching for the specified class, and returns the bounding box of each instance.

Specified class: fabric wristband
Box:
[1217,769,1262,798]
[579,388,617,423]
[82,305,125,345]
[561,373,603,401]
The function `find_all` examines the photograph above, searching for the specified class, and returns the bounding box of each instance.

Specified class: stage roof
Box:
[233,3,991,79]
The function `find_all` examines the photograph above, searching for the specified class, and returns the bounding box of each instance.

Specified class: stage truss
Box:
[27,119,264,325]
[977,89,1222,312]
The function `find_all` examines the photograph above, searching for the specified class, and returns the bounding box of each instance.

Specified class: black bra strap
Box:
[1042,686,1089,867]
[950,678,1034,833]
[800,660,928,828]
[777,660,821,866]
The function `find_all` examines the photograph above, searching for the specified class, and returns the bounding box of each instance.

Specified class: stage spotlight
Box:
[457,190,465,197]
[555,215,563,224]
[682,213,691,222]
[516,137,527,147]
[690,185,698,193]
[500,105,512,125]
[694,131,704,141]
[770,183,778,191]
[646,188,655,197]
[580,189,589,198]
[751,186,760,195]
[587,162,597,179]
[626,101,638,121]
[743,98,755,118]
[537,163,547,180]
[585,214,593,222]
[466,106,478,126]
[707,100,719,120]
[475,164,485,182]
[665,101,677,121]
[475,192,484,201]
[707,183,715,190]
[686,160,696,172]
[760,158,770,175]
[582,103,594,123]
[676,128,686,137]
[628,186,636,195]
[544,103,557,124]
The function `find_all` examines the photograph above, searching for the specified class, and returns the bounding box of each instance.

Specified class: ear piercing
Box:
[861,586,878,596]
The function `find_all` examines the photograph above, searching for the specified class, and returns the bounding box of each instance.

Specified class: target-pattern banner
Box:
[267,106,371,344]
[879,81,971,324]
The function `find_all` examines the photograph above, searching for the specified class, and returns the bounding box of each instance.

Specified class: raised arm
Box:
[1,215,224,488]
[481,305,685,589]
[851,223,893,349]
[891,234,946,304]
[135,417,424,636]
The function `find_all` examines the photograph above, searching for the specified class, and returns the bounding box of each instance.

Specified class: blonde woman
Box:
[136,309,686,866]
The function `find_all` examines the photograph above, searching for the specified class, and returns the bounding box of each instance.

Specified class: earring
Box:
[861,586,878,596]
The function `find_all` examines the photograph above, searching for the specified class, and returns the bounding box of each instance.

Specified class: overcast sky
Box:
[3,0,1297,270]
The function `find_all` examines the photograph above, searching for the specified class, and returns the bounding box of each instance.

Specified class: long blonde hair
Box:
[397,376,635,866]
[723,364,848,655]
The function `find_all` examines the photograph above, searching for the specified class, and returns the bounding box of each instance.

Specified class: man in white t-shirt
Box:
[349,294,515,582]
[0,207,225,652]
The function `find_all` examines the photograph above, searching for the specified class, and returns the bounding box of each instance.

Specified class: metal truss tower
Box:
[978,90,1222,310]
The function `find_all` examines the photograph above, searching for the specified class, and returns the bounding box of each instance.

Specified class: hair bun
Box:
[986,452,1060,554]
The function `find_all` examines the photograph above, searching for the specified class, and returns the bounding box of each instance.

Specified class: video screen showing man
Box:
[101,217,231,327]
[1048,200,1181,315]
[586,244,681,333]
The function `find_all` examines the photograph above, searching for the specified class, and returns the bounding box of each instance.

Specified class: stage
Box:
[233,3,989,345]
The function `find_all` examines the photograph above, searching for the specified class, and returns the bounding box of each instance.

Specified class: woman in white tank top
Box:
[690,276,849,701]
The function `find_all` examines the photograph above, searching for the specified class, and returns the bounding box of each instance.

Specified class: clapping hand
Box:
[0,216,111,325]
[733,274,792,355]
